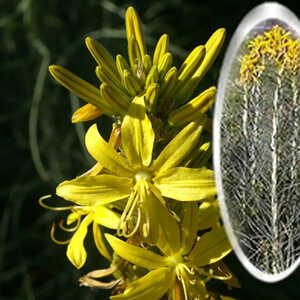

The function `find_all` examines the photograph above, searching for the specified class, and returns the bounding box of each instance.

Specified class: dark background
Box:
[1,0,300,299]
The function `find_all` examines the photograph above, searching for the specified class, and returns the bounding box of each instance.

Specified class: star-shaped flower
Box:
[39,195,120,269]
[105,201,232,300]
[56,96,216,242]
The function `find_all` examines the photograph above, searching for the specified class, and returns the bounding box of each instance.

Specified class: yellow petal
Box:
[189,227,232,266]
[56,175,132,206]
[126,7,147,58]
[153,167,216,201]
[198,200,220,230]
[111,268,174,300]
[144,183,181,256]
[49,65,109,111]
[85,124,133,177]
[122,96,155,168]
[105,234,168,270]
[152,118,206,174]
[93,222,112,261]
[67,213,93,269]
[71,103,102,123]
[94,205,120,229]
[181,202,199,254]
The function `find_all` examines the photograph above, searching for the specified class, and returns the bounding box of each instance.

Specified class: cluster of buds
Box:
[41,7,239,300]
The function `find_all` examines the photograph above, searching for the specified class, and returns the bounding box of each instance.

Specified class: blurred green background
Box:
[1,0,300,299]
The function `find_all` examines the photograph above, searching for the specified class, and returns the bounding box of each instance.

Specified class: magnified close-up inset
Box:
[215,3,300,281]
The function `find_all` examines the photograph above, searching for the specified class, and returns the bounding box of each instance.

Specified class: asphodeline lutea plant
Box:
[42,6,240,300]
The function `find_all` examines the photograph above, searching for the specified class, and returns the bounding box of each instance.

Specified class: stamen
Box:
[118,189,140,238]
[50,223,71,245]
[58,218,80,232]
[179,276,189,300]
[39,195,73,211]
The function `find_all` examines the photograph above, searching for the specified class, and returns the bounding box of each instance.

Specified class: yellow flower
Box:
[49,7,225,126]
[239,25,300,84]
[56,96,216,240]
[105,201,232,300]
[39,195,120,269]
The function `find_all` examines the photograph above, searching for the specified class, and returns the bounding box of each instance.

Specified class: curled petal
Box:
[67,213,93,269]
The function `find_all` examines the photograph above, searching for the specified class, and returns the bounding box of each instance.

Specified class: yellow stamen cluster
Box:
[239,25,300,84]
